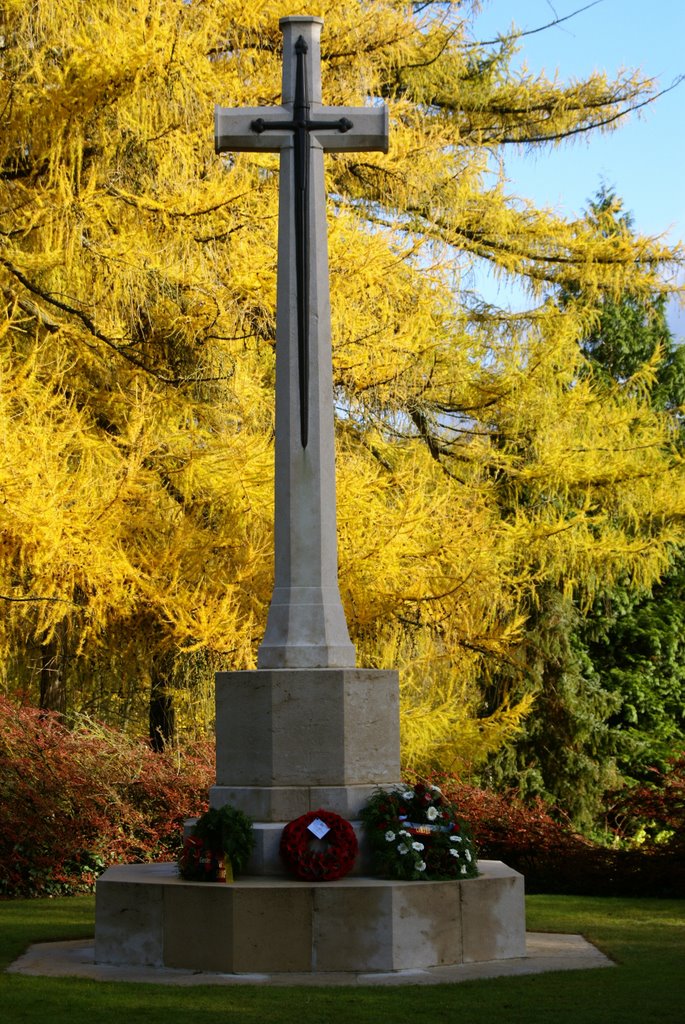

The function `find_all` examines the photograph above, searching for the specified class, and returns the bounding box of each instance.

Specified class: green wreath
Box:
[178,804,254,882]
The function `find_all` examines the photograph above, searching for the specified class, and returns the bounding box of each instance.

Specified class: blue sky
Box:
[468,0,685,336]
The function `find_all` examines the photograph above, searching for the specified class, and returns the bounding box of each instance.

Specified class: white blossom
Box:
[450,835,461,843]
[397,843,409,855]
[430,785,442,795]
[417,860,426,871]
[402,791,414,801]
[385,831,395,842]
[465,850,472,861]
[426,806,439,821]
[412,841,424,851]
[449,849,459,858]
[399,829,410,837]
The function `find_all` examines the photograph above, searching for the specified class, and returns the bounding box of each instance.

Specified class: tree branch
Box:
[468,1,606,50]
[0,260,235,386]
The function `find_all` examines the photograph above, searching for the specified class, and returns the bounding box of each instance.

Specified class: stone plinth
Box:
[212,669,400,822]
[95,861,526,974]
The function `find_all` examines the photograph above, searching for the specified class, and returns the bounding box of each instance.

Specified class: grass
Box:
[1,894,683,1023]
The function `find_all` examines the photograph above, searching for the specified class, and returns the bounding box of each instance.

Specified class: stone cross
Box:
[215,16,388,669]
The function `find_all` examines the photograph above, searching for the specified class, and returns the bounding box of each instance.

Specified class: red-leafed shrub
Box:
[606,755,685,850]
[433,775,685,897]
[0,697,213,897]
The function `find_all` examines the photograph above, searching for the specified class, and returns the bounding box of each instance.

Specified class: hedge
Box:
[0,697,212,896]
[440,768,685,897]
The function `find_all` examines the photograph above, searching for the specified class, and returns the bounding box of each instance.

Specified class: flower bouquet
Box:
[178,804,254,882]
[360,783,478,881]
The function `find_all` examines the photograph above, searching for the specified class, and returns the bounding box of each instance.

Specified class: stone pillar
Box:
[257,17,356,669]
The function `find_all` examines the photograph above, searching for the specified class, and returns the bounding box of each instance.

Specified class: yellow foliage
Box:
[0,1,682,766]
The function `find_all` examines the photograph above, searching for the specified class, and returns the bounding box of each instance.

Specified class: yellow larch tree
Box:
[0,0,682,767]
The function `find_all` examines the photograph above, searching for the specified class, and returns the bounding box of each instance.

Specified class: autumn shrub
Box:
[3,691,683,899]
[605,754,685,849]
[0,697,213,897]
[437,776,685,897]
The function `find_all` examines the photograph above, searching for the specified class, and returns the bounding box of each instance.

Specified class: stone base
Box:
[95,861,525,974]
[210,783,396,823]
[11,932,615,987]
[214,669,400,822]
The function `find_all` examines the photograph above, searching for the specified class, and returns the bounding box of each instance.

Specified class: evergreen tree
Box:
[575,188,685,416]
[482,190,685,824]
[583,558,685,780]
[478,584,623,828]
[577,191,685,781]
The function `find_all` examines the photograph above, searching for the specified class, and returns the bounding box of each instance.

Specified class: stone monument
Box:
[209,15,400,838]
[95,16,525,977]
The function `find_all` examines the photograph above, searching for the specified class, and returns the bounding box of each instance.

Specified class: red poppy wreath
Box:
[280,809,358,881]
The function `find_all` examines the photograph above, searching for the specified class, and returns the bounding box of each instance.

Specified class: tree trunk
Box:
[39,636,67,715]
[149,650,176,751]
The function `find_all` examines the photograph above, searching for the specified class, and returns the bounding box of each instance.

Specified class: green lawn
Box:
[1,894,683,1023]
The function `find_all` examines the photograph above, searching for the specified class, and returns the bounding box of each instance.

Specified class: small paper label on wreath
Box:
[406,821,452,834]
[307,817,331,840]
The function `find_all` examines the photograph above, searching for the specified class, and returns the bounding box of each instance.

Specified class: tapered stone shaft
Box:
[215,17,388,667]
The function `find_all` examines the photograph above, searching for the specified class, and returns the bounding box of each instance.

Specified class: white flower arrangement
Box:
[361,783,479,882]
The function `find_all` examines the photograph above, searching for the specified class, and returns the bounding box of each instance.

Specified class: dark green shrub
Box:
[179,805,255,881]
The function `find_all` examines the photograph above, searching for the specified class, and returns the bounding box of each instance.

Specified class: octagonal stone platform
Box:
[95,860,525,975]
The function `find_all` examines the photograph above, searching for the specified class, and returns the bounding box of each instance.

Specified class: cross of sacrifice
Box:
[215,16,388,670]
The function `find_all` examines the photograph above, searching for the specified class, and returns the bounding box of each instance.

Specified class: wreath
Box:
[178,804,254,882]
[280,809,358,881]
[360,783,478,881]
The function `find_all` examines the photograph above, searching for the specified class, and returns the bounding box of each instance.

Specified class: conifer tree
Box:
[481,191,685,824]
[0,1,682,767]
[577,192,685,784]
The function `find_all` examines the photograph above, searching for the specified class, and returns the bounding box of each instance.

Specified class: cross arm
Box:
[215,104,388,156]
[312,106,388,154]
[215,106,290,154]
